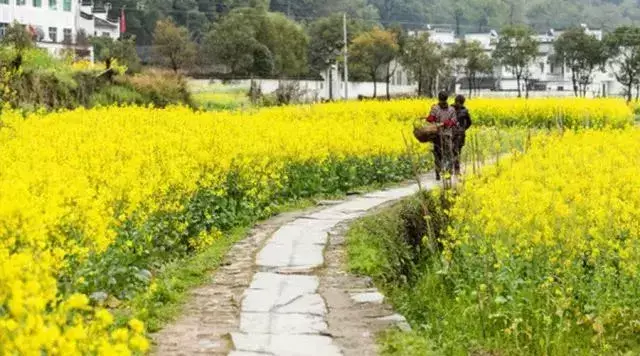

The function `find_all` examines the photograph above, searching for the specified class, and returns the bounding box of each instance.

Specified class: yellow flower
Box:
[128,318,144,333]
[111,328,129,342]
[66,294,90,310]
[129,334,150,352]
[95,309,114,326]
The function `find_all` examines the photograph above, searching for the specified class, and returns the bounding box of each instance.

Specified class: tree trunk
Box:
[572,71,578,97]
[386,64,391,100]
[329,68,333,101]
[417,69,423,96]
[626,81,633,103]
[171,56,179,73]
[468,73,473,98]
[516,74,522,98]
[372,70,377,98]
[474,75,479,97]
[635,83,639,101]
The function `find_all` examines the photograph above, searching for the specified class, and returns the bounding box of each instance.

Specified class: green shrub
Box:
[90,85,145,107]
[125,69,193,108]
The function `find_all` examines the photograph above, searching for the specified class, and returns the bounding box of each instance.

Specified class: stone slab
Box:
[349,292,384,304]
[289,244,325,268]
[242,289,316,314]
[257,242,326,269]
[257,221,332,268]
[376,314,412,332]
[256,242,294,268]
[239,312,327,334]
[228,351,271,356]
[231,333,342,356]
[275,293,327,315]
[376,314,407,323]
[302,211,360,221]
[242,273,320,313]
[249,273,318,292]
[327,197,390,214]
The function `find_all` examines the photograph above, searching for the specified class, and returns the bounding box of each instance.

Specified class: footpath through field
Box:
[153,174,440,356]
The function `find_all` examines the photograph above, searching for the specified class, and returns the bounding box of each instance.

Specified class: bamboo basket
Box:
[413,124,439,143]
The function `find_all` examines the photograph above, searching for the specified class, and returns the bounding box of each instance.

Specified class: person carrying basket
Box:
[426,91,458,181]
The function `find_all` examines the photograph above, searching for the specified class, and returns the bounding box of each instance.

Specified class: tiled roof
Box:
[95,16,118,29]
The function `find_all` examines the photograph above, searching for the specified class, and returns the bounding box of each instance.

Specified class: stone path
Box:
[153,174,439,356]
[228,177,436,356]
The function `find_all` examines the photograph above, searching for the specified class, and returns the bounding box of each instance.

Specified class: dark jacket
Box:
[453,104,472,130]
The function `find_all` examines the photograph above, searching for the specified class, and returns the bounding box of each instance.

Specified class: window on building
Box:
[49,0,57,9]
[0,0,8,5]
[16,0,26,5]
[539,63,544,73]
[102,32,110,37]
[63,0,71,11]
[0,23,8,38]
[33,0,41,7]
[550,63,555,74]
[48,27,57,42]
[63,28,72,43]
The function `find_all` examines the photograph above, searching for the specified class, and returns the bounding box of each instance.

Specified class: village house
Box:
[0,0,122,61]
[418,24,620,97]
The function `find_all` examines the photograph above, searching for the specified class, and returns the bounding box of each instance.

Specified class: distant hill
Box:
[111,0,639,46]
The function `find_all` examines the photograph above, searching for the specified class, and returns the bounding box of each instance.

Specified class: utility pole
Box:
[343,13,349,100]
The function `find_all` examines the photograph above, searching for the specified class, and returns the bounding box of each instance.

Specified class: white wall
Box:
[94,24,119,40]
[0,0,77,42]
[93,12,120,40]
[37,41,94,62]
[188,78,418,102]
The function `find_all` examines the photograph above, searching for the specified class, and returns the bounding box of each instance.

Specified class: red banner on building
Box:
[120,8,126,34]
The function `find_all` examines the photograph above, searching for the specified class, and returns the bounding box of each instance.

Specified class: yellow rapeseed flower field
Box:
[0,98,632,354]
[445,128,640,353]
[0,103,426,354]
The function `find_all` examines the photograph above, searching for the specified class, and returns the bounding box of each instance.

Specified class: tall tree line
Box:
[107,0,640,47]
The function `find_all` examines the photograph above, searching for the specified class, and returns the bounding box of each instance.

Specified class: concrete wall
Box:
[459,88,625,98]
[37,41,94,61]
[188,78,418,101]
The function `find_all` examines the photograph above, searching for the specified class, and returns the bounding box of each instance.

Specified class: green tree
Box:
[202,7,307,78]
[152,19,197,73]
[203,15,273,76]
[493,25,538,98]
[269,0,378,21]
[448,40,493,97]
[263,13,309,77]
[2,21,35,52]
[401,32,445,96]
[367,0,427,27]
[203,24,259,76]
[604,26,640,102]
[350,27,399,98]
[307,15,367,75]
[553,27,607,97]
[92,36,142,73]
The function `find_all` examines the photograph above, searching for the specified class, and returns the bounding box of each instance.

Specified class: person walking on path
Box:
[426,91,457,181]
[452,94,472,175]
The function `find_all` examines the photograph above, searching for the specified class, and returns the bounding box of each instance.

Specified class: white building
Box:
[0,0,121,61]
[416,24,622,97]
